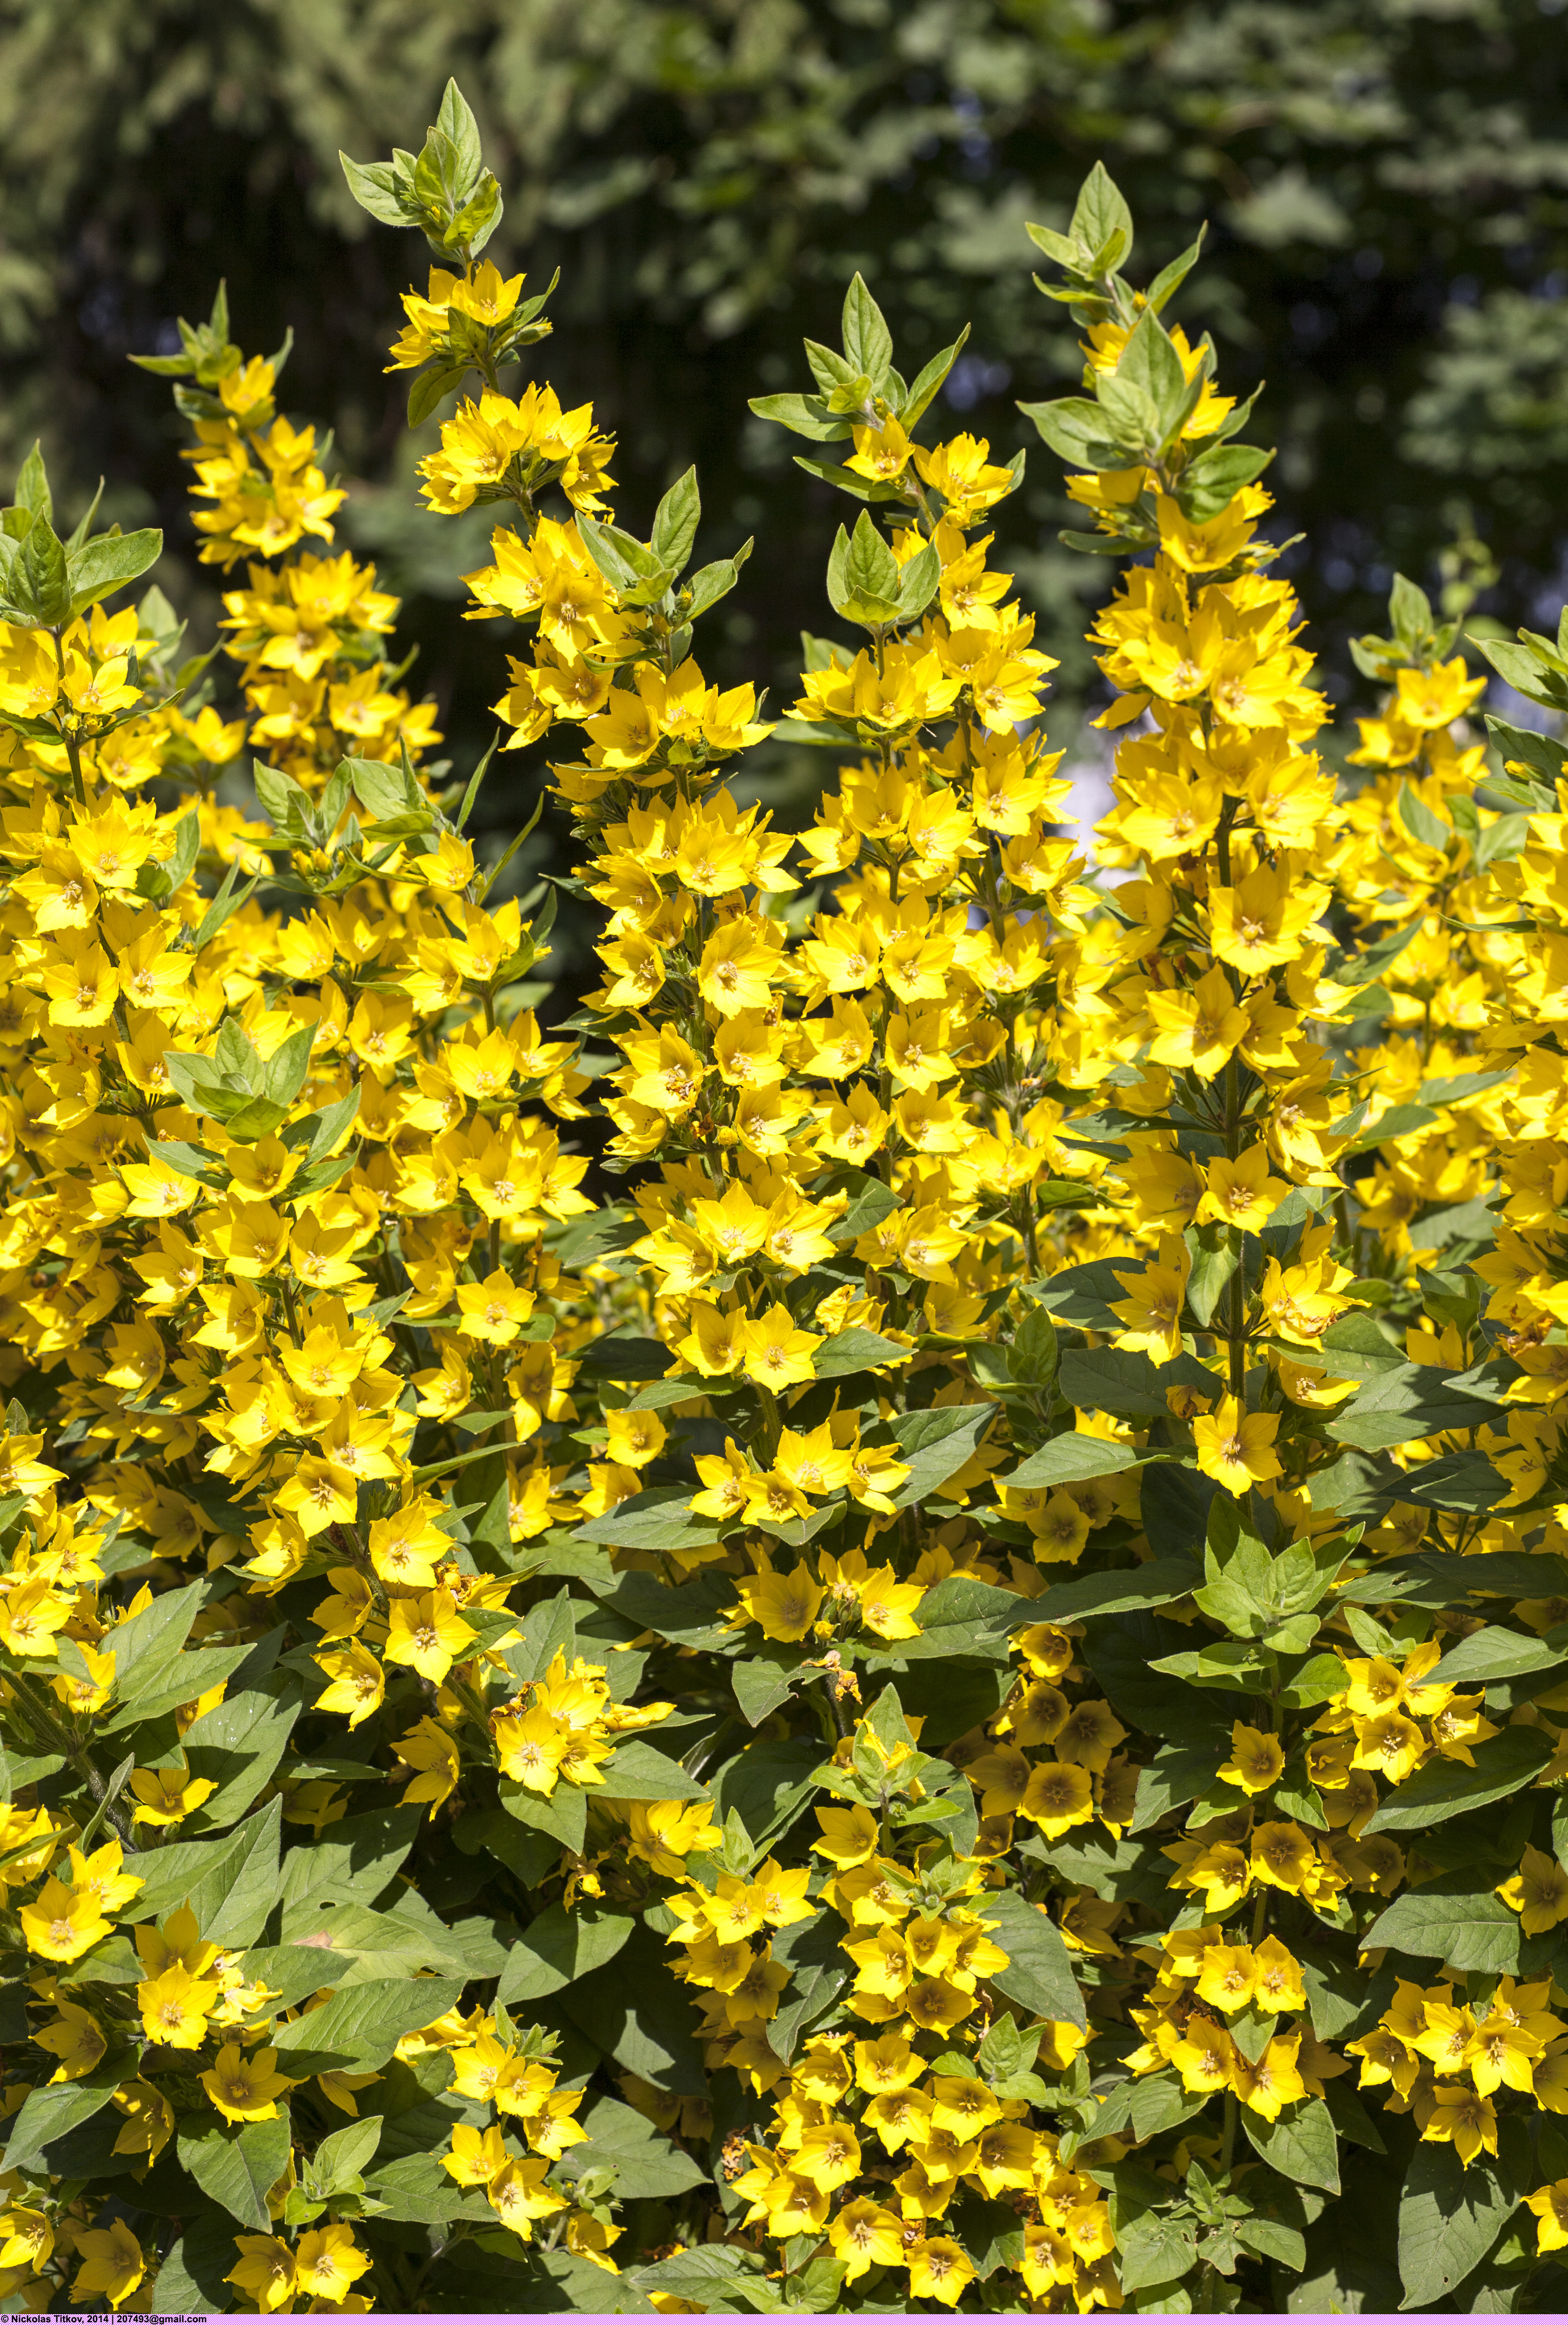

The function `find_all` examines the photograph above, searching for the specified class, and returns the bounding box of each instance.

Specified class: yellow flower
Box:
[71,2218,144,2308]
[445,2123,510,2186]
[456,1266,536,1345]
[110,2079,175,2163]
[812,1804,880,1868]
[1194,1942,1256,2014]
[0,2208,52,2272]
[202,2041,294,2124]
[17,1875,112,1962]
[1233,2032,1308,2121]
[227,2234,297,2313]
[905,2235,976,2307]
[624,1799,723,1877]
[488,2154,568,2238]
[741,1304,822,1390]
[137,1963,220,2049]
[1019,1760,1094,1838]
[729,1563,823,1643]
[396,1715,462,1809]
[1193,1395,1283,1493]
[1423,2083,1498,2167]
[1252,1936,1308,2014]
[128,1759,218,1827]
[1172,2016,1235,2094]
[1217,1720,1285,1796]
[1250,1821,1317,1893]
[294,2223,373,2301]
[384,1587,477,1684]
[1498,1845,1568,1935]
[1526,2178,1568,2254]
[34,1999,106,2081]
[311,1637,383,1730]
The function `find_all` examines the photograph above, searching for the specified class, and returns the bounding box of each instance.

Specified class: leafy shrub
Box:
[0,81,1565,2317]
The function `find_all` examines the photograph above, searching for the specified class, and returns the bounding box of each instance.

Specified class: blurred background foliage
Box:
[6,0,1568,941]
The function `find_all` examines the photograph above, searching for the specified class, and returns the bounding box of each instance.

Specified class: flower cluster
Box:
[4,94,1568,2316]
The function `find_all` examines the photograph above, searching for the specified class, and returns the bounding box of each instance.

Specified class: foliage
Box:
[2,77,1568,2318]
[7,1,1568,772]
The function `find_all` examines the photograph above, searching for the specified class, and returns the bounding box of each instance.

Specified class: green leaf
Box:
[712,1737,820,1849]
[559,1927,707,2095]
[364,2150,490,2226]
[887,1403,993,1508]
[13,441,51,524]
[435,77,483,192]
[732,1650,800,1728]
[1082,1613,1236,1746]
[1029,1558,1199,1625]
[826,1169,902,1244]
[1183,1217,1241,1326]
[497,1903,634,2003]
[632,2246,783,2313]
[1058,1344,1217,1418]
[1240,2096,1340,2193]
[586,1569,735,1652]
[194,861,259,951]
[1397,2122,1527,2310]
[2,2059,122,2171]
[102,1638,255,1730]
[1398,779,1452,853]
[105,1577,202,1685]
[1131,1745,1218,1831]
[252,758,314,835]
[882,1573,1017,1664]
[812,1325,912,1376]
[1115,2210,1200,2294]
[500,1775,588,1855]
[1327,1363,1502,1451]
[272,1976,467,2073]
[17,509,70,622]
[1109,307,1189,442]
[1365,1870,1522,1973]
[1081,2068,1209,2145]
[840,274,894,389]
[1238,2214,1306,2271]
[1174,441,1272,522]
[1071,160,1134,271]
[1006,1433,1144,1491]
[1018,393,1136,470]
[747,390,848,443]
[276,1804,424,1915]
[407,361,466,428]
[137,806,200,903]
[182,1677,303,1831]
[128,1797,282,1945]
[979,1884,1085,2028]
[768,1911,852,2063]
[236,1945,355,2010]
[177,2113,292,2232]
[340,152,418,228]
[67,526,163,614]
[572,1485,716,1553]
[602,1738,710,1802]
[900,326,970,427]
[1479,633,1568,713]
[1360,1726,1553,1834]
[308,2113,383,2195]
[651,467,701,574]
[1429,1624,1568,1687]
[566,2094,707,2201]
[1340,1547,1568,1608]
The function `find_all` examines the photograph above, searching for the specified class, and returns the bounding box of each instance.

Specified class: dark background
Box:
[12,0,1568,958]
